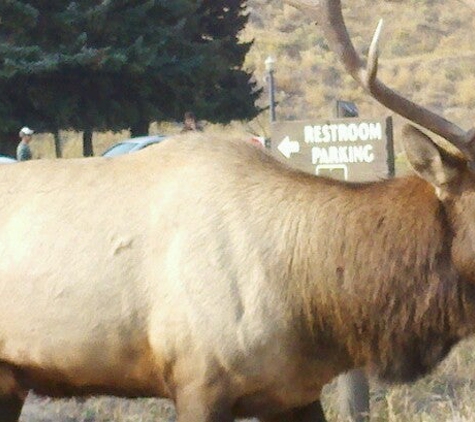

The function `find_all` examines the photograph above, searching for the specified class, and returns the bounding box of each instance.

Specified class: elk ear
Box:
[402,124,459,188]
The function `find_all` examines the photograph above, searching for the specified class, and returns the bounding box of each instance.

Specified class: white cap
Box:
[19,126,34,136]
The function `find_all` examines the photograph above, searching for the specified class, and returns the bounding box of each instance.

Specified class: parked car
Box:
[101,135,167,157]
[0,155,16,164]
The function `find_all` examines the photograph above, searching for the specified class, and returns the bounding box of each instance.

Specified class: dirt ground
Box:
[20,394,175,422]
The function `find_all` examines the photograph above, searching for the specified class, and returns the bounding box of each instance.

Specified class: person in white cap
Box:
[16,126,34,161]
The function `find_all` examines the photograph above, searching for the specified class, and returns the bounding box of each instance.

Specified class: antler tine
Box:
[366,19,383,85]
[284,0,475,161]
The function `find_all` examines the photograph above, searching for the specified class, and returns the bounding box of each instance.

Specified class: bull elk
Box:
[2,3,475,422]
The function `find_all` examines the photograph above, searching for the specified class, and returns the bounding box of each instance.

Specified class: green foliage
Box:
[0,0,260,153]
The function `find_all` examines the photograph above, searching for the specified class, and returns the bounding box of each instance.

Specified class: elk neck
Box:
[261,169,475,384]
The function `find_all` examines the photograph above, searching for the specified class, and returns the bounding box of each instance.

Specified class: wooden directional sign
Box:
[270,117,395,182]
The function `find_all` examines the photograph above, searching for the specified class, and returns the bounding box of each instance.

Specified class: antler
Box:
[285,0,475,161]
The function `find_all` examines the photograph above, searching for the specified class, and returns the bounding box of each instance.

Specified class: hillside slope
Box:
[243,0,475,143]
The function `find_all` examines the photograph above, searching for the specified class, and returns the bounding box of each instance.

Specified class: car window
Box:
[102,143,137,157]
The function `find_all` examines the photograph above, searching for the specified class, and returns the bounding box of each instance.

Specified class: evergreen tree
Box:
[0,0,260,156]
[192,0,260,122]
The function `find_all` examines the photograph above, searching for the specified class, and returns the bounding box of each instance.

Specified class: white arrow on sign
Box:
[277,136,300,159]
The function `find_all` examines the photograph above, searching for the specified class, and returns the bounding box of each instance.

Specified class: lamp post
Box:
[265,56,276,124]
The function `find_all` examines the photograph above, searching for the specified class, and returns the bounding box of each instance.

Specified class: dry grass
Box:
[323,338,475,421]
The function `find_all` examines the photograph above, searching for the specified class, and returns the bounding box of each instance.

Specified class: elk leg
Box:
[337,369,370,422]
[260,400,327,422]
[175,383,234,422]
[0,394,25,422]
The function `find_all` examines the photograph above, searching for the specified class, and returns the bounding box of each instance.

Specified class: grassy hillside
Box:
[243,0,475,143]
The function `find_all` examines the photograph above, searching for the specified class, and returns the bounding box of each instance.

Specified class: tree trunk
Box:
[83,129,94,157]
[130,119,149,138]
[53,130,62,158]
